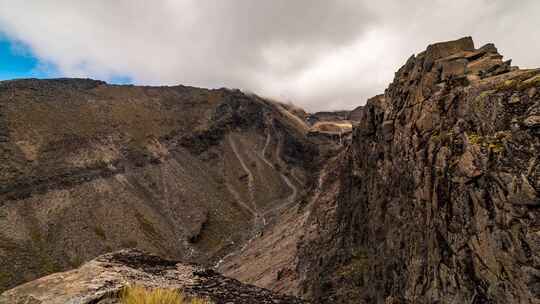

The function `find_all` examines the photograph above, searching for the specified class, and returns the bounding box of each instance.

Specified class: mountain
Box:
[296,37,540,303]
[0,79,330,292]
[1,37,539,304]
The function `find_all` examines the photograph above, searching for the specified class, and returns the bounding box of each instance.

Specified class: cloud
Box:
[0,0,538,111]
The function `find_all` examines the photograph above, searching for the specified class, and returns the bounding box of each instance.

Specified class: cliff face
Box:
[0,79,319,292]
[298,37,540,303]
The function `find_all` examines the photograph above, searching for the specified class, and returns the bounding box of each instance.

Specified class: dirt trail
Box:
[225,182,255,215]
[214,130,301,269]
[228,135,256,211]
[257,129,298,217]
[227,134,267,237]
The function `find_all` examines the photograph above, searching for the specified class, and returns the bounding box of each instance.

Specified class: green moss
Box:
[471,90,498,115]
[467,133,482,145]
[466,132,509,154]
[479,90,494,99]
[492,74,540,93]
[495,79,518,92]
[517,75,540,91]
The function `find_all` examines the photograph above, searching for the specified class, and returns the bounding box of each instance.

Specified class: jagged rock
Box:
[440,58,468,80]
[297,37,540,304]
[424,36,475,64]
[0,249,307,304]
[457,150,482,179]
[348,105,364,122]
[477,43,499,54]
[524,115,540,128]
[381,120,394,141]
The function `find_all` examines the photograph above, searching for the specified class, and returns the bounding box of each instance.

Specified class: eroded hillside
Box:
[0,79,324,292]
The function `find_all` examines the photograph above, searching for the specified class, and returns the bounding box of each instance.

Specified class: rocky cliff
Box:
[297,37,540,303]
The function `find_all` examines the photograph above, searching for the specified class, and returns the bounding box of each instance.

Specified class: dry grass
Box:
[121,285,212,304]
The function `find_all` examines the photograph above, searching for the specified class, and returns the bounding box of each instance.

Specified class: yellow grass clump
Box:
[120,285,212,304]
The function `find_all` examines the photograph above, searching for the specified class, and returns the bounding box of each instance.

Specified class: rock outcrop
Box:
[297,37,540,303]
[0,249,306,304]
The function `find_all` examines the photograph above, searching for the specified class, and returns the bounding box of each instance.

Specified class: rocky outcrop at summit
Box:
[0,249,307,304]
[297,37,540,303]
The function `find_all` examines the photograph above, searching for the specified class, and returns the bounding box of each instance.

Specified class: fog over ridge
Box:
[0,0,538,111]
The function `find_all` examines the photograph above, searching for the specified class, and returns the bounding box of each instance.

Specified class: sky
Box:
[0,1,539,111]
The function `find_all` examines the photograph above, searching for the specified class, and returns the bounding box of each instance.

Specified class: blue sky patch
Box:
[0,35,58,80]
[0,34,132,84]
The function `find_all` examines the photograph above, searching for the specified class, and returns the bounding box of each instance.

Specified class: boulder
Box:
[425,36,475,62]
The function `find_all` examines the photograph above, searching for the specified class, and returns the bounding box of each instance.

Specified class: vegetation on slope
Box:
[121,285,211,304]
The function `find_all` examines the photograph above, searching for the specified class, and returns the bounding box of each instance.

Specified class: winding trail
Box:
[227,134,267,234]
[261,128,272,159]
[215,130,300,269]
[228,134,257,212]
[257,129,298,216]
[273,133,298,205]
[225,182,255,215]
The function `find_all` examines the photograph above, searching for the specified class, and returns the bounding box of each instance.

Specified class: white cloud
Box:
[0,0,538,111]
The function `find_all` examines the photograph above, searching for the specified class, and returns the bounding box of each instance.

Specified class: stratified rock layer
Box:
[298,37,540,303]
[0,249,306,304]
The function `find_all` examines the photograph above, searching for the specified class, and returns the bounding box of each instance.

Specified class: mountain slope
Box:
[0,79,319,292]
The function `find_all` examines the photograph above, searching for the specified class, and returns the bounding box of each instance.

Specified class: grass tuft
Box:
[120,285,212,304]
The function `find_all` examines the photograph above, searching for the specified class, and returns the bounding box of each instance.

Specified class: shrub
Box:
[120,285,211,304]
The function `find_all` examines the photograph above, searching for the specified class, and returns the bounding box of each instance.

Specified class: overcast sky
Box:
[0,1,538,111]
